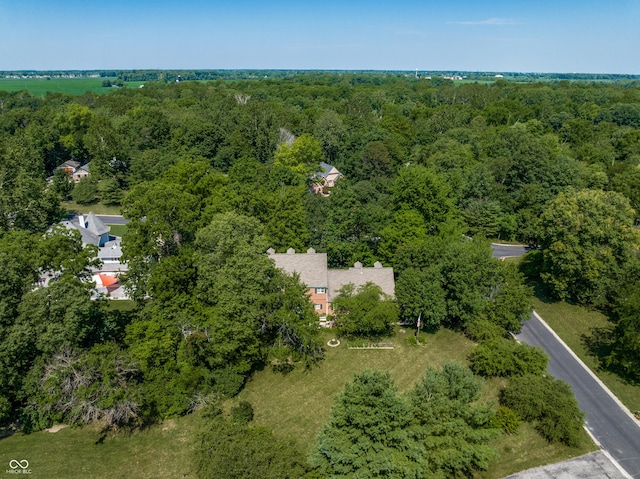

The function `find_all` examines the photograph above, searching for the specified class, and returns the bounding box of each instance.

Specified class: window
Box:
[316,287,326,294]
[314,304,322,310]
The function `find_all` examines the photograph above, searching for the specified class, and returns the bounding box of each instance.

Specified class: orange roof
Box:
[98,274,119,287]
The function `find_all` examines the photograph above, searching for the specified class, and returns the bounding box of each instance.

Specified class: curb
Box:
[532,311,640,428]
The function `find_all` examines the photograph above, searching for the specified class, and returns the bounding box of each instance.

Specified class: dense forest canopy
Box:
[0,73,638,475]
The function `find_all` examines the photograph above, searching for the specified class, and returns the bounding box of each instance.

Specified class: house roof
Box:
[268,248,329,287]
[327,261,395,302]
[268,248,395,302]
[97,240,123,260]
[85,212,110,237]
[57,160,81,170]
[60,220,100,246]
[317,162,341,179]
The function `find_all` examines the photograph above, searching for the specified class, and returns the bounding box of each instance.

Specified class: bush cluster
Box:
[469,338,548,377]
[500,374,584,447]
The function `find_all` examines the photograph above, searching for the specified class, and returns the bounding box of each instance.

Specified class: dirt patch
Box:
[46,424,68,433]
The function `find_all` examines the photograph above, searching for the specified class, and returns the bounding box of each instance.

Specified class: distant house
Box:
[267,247,394,326]
[61,212,110,247]
[72,163,90,182]
[56,160,81,175]
[312,162,343,195]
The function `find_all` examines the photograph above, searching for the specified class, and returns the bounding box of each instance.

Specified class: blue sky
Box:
[1,0,638,73]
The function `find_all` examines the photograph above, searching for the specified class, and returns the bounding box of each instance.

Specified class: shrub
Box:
[231,401,254,425]
[501,375,584,447]
[465,318,509,342]
[469,338,548,377]
[490,406,521,434]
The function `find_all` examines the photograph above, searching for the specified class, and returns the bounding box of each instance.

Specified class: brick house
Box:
[267,247,395,326]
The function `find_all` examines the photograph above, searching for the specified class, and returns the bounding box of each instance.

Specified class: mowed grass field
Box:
[0,78,144,96]
[0,327,595,478]
[235,327,595,478]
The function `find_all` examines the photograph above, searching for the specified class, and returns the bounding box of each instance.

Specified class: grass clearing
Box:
[235,326,594,477]
[236,327,474,451]
[63,200,122,216]
[476,423,596,479]
[0,415,201,479]
[532,297,640,412]
[107,224,128,238]
[0,326,595,478]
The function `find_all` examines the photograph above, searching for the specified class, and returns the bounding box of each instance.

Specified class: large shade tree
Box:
[538,189,640,308]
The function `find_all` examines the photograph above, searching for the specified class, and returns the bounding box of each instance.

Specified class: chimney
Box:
[78,215,85,228]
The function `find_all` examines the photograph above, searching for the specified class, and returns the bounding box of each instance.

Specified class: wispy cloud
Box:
[448,18,518,26]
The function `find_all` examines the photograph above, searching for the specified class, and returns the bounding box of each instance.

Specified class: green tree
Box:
[332,282,398,338]
[310,370,424,478]
[538,189,640,308]
[607,279,640,382]
[72,176,98,205]
[392,165,455,231]
[501,374,584,447]
[51,168,74,199]
[407,363,498,477]
[273,133,323,178]
[469,338,548,377]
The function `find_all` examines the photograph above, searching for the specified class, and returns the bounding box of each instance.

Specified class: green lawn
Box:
[107,224,128,238]
[0,78,144,96]
[236,327,475,450]
[235,327,595,477]
[0,326,595,478]
[0,416,201,479]
[532,297,640,413]
[63,200,122,216]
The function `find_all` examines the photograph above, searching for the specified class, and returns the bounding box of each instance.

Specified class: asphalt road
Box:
[67,213,129,225]
[95,214,129,225]
[517,313,640,479]
[491,243,530,258]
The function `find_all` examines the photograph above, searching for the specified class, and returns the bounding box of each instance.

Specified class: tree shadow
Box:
[581,325,640,386]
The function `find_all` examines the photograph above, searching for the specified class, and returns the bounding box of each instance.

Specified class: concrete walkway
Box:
[504,451,630,479]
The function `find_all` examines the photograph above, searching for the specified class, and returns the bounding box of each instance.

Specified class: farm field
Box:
[0,78,144,96]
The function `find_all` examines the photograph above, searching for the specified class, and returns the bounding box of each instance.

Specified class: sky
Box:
[0,0,639,73]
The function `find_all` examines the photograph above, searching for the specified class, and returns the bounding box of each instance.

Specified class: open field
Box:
[235,327,595,477]
[532,297,640,413]
[0,78,144,96]
[0,326,594,478]
[0,416,201,479]
[63,200,122,216]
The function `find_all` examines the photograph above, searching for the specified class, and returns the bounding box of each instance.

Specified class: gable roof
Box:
[317,162,341,179]
[85,212,110,237]
[268,248,329,287]
[57,160,81,170]
[327,261,395,302]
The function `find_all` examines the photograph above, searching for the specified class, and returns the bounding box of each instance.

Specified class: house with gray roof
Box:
[312,162,343,195]
[61,212,110,247]
[268,247,394,326]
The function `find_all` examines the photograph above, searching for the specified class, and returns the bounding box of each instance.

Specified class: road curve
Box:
[517,313,640,478]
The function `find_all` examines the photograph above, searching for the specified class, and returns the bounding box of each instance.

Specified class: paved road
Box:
[517,313,640,478]
[67,213,129,225]
[491,243,530,258]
